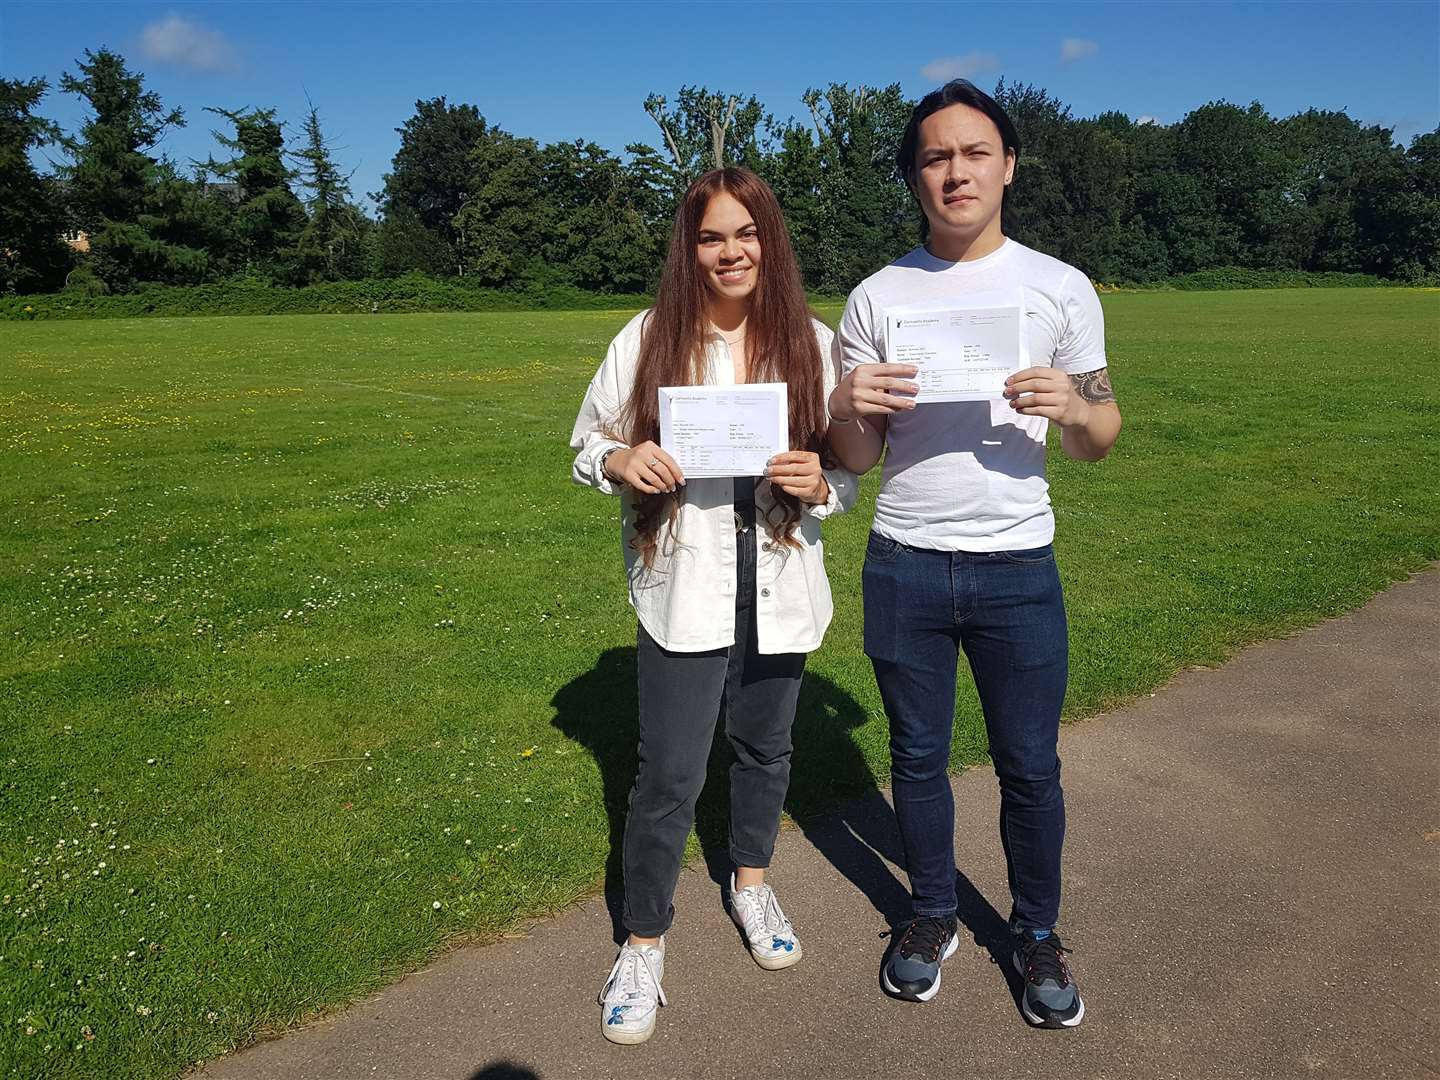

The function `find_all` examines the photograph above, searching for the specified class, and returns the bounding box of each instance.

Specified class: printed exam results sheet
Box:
[885,290,1027,402]
[658,382,788,478]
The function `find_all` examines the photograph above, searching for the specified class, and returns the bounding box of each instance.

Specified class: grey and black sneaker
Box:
[1013,929,1084,1028]
[880,915,959,1002]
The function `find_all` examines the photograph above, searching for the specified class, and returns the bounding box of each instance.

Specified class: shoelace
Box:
[597,945,668,1012]
[1018,934,1072,987]
[735,884,794,940]
[881,916,952,962]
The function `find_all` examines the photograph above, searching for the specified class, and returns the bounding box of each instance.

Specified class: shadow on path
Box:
[467,1063,539,1080]
[550,642,1020,1003]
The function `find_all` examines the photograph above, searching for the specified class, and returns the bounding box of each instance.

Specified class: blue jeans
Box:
[862,532,1068,932]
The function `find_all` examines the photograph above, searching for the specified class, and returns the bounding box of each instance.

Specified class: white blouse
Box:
[570,309,857,654]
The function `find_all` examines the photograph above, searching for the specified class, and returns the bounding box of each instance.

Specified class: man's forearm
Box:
[1060,402,1122,461]
[827,415,887,474]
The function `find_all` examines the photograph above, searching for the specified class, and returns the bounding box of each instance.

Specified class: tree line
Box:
[3,47,1437,298]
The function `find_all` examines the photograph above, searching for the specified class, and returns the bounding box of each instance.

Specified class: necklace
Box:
[716,324,747,346]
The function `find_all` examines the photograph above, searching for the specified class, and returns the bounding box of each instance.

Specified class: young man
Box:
[827,80,1121,1027]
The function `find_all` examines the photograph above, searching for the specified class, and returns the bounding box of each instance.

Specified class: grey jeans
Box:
[622,488,806,937]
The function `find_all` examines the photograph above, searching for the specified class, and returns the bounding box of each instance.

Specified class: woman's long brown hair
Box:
[617,168,828,567]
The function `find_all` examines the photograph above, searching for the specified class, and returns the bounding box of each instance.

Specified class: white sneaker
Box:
[597,938,667,1044]
[729,873,803,970]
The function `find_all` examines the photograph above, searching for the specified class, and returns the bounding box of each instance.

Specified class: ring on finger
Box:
[647,458,660,467]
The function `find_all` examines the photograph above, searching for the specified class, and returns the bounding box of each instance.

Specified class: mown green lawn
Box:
[2,289,1437,1078]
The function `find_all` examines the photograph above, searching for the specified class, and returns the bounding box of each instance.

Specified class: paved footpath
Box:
[197,571,1439,1080]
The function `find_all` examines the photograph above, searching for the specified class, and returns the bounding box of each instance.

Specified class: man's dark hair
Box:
[896,79,1022,191]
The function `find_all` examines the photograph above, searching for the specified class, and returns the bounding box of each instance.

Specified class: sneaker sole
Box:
[881,932,959,1002]
[601,1014,657,1045]
[729,905,804,970]
[1012,954,1085,1028]
[749,940,803,970]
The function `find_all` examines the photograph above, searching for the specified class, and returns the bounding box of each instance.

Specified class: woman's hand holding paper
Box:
[766,451,829,505]
[605,441,686,494]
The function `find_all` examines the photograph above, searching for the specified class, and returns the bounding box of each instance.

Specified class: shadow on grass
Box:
[551,643,1017,988]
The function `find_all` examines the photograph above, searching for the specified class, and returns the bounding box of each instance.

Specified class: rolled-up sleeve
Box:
[804,319,858,521]
[570,336,630,496]
[804,463,856,520]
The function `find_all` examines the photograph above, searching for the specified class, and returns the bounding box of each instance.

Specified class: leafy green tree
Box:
[992,80,1075,256]
[58,48,207,289]
[0,76,70,293]
[759,118,823,286]
[154,160,237,276]
[1065,113,1170,281]
[1135,168,1229,273]
[1172,101,1305,268]
[803,83,917,294]
[1400,130,1440,276]
[1352,127,1440,279]
[1277,114,1439,279]
[451,128,546,286]
[202,106,308,283]
[539,140,658,292]
[1282,110,1377,271]
[369,205,451,278]
[378,97,488,274]
[619,141,680,272]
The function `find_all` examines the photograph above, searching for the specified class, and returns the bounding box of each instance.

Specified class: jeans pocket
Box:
[865,532,903,565]
[998,545,1056,565]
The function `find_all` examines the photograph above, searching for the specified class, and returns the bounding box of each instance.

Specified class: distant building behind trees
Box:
[3,49,1437,299]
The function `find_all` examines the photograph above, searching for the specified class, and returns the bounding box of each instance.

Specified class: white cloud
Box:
[921,53,1001,83]
[1060,38,1099,63]
[140,15,239,74]
[1136,115,1160,126]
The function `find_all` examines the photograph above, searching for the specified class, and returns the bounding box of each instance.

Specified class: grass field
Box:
[3,290,1438,1078]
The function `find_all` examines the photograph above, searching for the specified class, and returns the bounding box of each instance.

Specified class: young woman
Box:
[570,167,854,1044]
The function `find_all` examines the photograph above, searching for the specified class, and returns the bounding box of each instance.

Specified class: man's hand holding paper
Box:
[1003,367,1092,427]
[828,362,919,420]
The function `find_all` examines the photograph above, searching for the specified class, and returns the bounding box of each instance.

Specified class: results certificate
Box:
[658,382,788,478]
[886,293,1026,402]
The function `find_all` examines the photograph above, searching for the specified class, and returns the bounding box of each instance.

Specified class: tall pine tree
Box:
[203,106,308,284]
[58,48,207,289]
[292,103,365,281]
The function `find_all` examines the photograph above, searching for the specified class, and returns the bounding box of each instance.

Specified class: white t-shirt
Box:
[836,238,1107,552]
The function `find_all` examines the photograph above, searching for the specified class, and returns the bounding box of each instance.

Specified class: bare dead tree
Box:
[644,89,747,176]
[804,90,833,144]
[643,94,685,172]
[805,85,876,146]
[709,95,738,168]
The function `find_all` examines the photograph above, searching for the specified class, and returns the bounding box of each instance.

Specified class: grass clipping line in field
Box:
[2,292,1438,1078]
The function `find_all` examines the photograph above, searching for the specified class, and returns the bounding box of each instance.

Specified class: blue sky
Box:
[6,0,1438,210]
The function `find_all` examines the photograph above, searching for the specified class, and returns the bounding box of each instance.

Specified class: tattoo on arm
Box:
[1070,367,1116,405]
